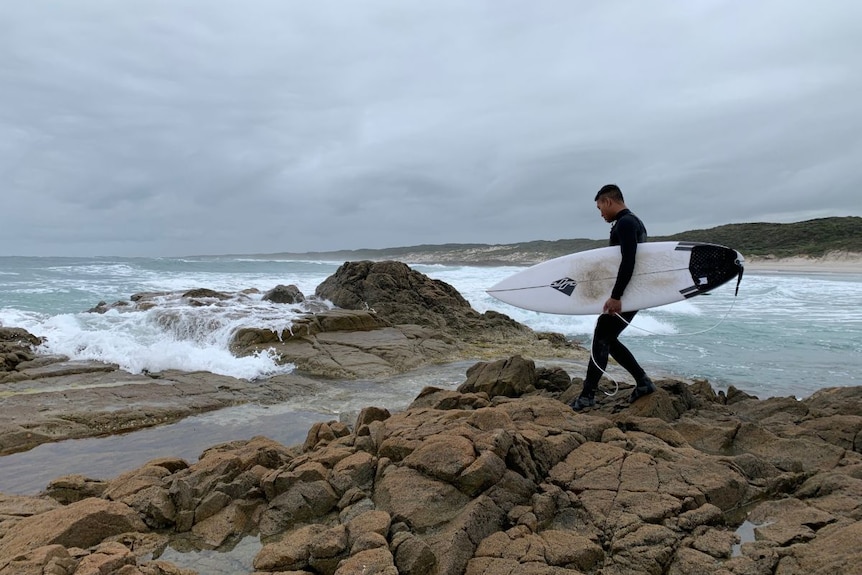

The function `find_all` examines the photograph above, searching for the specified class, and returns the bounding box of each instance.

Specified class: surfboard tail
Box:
[683,243,745,297]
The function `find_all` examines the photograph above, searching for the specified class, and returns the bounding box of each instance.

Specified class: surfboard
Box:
[486,241,744,315]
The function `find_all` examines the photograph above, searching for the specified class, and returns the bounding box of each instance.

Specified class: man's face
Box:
[597,198,614,222]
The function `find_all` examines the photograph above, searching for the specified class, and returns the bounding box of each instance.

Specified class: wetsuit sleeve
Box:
[611,216,639,300]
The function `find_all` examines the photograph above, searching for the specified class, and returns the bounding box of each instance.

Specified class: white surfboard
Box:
[487,241,744,315]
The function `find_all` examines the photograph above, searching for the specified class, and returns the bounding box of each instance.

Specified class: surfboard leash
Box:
[589,295,739,396]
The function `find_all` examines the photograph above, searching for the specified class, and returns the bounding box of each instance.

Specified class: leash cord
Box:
[588,296,738,396]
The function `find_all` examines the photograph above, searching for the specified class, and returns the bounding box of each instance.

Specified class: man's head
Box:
[595,184,626,222]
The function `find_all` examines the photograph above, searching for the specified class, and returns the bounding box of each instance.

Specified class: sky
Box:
[2,1,861,257]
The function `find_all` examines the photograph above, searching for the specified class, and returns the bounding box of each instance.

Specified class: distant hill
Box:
[262,216,862,265]
[660,217,862,258]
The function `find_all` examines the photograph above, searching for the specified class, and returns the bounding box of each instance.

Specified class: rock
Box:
[3,352,862,575]
[254,523,328,572]
[403,434,476,483]
[334,546,398,575]
[458,355,537,398]
[0,498,147,565]
[262,284,306,304]
[536,366,573,392]
[230,309,461,379]
[71,540,137,574]
[0,364,325,455]
[771,519,862,574]
[259,480,339,537]
[391,532,437,575]
[0,327,43,379]
[315,260,473,329]
[181,288,231,301]
[45,475,109,505]
[0,544,76,575]
[373,465,471,531]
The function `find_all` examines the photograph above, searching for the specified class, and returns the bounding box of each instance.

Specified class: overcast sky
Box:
[2,1,861,257]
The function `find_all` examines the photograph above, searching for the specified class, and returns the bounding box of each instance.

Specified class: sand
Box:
[745,252,862,274]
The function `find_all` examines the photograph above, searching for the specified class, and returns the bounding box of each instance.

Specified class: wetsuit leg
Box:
[582,311,638,396]
[608,313,646,380]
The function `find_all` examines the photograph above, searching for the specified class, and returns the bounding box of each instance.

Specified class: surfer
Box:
[570,184,656,411]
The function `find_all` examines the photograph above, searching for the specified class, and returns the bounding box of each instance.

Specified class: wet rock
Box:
[0,327,43,378]
[262,284,306,304]
[231,309,461,379]
[315,260,474,329]
[0,364,326,456]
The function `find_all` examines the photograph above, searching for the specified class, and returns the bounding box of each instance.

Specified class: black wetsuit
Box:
[581,209,648,397]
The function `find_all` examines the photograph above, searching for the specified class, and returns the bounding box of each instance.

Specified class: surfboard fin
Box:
[734,258,744,296]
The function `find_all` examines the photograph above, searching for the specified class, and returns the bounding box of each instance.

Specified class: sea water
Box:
[1,255,860,399]
[0,255,860,497]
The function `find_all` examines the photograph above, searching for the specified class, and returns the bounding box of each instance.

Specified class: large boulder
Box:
[314,260,537,341]
[315,260,473,329]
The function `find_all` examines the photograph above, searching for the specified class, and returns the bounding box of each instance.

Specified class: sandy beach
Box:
[745,253,862,274]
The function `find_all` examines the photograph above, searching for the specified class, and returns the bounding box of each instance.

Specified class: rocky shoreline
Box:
[1,260,860,574]
[1,261,584,456]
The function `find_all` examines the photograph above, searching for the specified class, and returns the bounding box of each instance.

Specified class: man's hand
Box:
[603,297,622,315]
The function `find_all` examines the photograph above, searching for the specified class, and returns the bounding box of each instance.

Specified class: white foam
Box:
[27,296,311,380]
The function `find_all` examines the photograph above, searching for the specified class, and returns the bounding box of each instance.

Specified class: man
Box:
[570,184,656,411]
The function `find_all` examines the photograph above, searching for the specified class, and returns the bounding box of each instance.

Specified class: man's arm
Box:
[605,217,639,312]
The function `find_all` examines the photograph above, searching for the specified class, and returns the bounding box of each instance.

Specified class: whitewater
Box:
[1,255,860,400]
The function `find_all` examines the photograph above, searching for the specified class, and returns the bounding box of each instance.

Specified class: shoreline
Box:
[745,256,862,274]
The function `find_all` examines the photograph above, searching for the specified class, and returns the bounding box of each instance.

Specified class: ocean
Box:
[1,254,860,549]
[1,255,860,400]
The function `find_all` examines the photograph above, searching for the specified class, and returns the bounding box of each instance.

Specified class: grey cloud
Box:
[1,0,861,256]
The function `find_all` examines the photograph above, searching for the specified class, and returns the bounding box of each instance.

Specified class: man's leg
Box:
[607,311,645,379]
[606,311,656,402]
[571,313,631,410]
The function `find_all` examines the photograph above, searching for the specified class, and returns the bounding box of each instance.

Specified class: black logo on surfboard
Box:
[551,277,578,296]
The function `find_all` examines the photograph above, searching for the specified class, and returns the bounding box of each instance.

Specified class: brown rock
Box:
[458,355,537,398]
[391,532,437,575]
[346,510,391,545]
[403,434,476,483]
[457,451,507,497]
[0,498,147,564]
[259,480,339,537]
[254,523,328,572]
[333,546,397,575]
[315,261,473,330]
[330,451,376,496]
[3,352,862,575]
[539,529,604,570]
[373,466,471,531]
[72,541,137,575]
[772,519,862,575]
[0,544,76,575]
[45,474,109,504]
[263,284,306,304]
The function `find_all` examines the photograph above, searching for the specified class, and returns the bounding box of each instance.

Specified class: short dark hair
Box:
[594,184,624,203]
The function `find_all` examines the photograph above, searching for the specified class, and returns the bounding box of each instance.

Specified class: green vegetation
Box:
[263,216,861,263]
[657,217,862,258]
